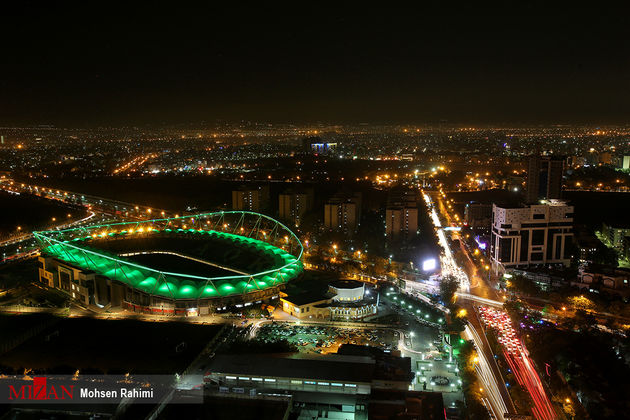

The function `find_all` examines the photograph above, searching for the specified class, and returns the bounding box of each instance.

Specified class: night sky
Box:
[2,3,630,126]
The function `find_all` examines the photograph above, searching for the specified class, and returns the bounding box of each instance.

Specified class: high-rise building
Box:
[324,201,357,232]
[602,222,630,251]
[232,189,260,211]
[231,184,270,212]
[525,156,564,204]
[385,190,418,240]
[386,205,418,240]
[279,189,313,227]
[464,202,493,232]
[324,192,362,233]
[490,200,574,270]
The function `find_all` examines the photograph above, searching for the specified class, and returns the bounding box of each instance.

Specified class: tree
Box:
[448,308,467,333]
[573,309,596,330]
[503,299,523,320]
[507,274,541,296]
[568,295,595,311]
[440,275,459,308]
[457,340,489,419]
[608,300,624,315]
[372,258,388,277]
[591,245,618,267]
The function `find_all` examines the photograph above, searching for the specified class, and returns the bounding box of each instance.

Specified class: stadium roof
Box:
[34,211,303,300]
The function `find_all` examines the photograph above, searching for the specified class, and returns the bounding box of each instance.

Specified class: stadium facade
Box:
[35,212,304,316]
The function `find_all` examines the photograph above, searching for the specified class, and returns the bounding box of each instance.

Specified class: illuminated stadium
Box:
[34,211,304,315]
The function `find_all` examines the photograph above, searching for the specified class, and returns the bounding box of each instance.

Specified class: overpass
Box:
[456,292,504,308]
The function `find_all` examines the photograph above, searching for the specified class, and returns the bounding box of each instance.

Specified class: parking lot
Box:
[255,323,399,354]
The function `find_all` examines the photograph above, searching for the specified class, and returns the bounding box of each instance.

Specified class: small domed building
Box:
[280,279,378,320]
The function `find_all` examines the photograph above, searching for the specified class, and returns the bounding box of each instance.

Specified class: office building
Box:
[490,200,574,270]
[525,155,564,204]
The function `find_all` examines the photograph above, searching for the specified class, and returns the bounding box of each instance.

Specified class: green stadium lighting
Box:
[33,211,304,300]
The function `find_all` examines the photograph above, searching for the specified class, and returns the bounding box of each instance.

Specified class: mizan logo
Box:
[8,377,74,400]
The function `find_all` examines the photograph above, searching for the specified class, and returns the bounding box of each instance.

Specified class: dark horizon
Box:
[2,3,630,127]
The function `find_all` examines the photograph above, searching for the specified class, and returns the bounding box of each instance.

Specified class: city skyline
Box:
[2,4,630,420]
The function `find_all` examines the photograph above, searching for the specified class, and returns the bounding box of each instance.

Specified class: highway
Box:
[424,189,517,416]
[0,178,178,264]
[424,188,559,419]
[0,211,97,264]
[0,178,172,219]
[422,192,470,291]
[456,292,504,308]
[464,323,512,420]
[424,189,515,417]
[477,306,557,420]
[430,189,499,300]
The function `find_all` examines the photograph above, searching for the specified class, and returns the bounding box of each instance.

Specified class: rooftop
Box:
[207,353,376,383]
[281,290,331,306]
[539,199,570,206]
[208,348,414,385]
[329,279,364,289]
[369,389,445,420]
